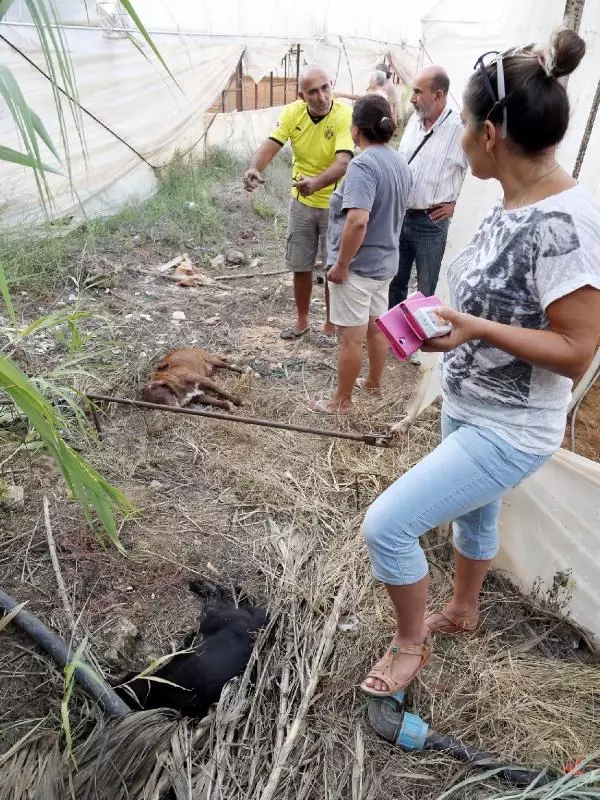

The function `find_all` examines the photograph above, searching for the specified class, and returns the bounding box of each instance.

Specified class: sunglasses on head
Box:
[473,50,508,138]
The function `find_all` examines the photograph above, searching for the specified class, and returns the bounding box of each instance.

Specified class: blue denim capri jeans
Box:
[362,411,549,586]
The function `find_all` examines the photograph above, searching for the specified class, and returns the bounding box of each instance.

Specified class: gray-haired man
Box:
[389,65,468,309]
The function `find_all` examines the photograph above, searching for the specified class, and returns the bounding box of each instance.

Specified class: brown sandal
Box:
[360,637,432,697]
[425,606,479,635]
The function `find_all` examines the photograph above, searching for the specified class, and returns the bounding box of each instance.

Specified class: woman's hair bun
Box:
[542,28,586,78]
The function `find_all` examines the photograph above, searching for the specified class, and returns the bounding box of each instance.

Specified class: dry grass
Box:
[2,400,598,798]
[1,155,599,798]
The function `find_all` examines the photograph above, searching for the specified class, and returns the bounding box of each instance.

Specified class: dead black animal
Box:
[114,581,268,719]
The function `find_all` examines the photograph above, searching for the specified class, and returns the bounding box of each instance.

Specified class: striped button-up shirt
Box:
[398,107,468,209]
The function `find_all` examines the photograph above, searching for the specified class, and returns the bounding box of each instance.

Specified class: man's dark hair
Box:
[430,70,450,95]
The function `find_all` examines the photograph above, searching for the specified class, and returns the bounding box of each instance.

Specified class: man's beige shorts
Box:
[328,272,392,327]
[285,198,329,272]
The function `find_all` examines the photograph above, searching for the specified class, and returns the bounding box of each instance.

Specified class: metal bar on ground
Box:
[86,394,392,448]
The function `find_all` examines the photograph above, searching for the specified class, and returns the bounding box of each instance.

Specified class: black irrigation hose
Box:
[0,588,130,718]
[368,698,556,789]
[424,732,556,788]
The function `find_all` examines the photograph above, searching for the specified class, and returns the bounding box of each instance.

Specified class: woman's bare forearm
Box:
[478,319,594,380]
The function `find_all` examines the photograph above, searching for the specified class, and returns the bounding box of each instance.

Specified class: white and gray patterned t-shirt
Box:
[441,184,600,455]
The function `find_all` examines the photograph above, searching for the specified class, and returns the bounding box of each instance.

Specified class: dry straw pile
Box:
[1,390,599,799]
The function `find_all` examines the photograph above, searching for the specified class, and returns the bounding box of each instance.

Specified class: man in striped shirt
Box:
[389,66,468,310]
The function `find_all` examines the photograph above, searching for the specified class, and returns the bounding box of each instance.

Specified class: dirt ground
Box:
[563,374,600,462]
[1,168,599,799]
[0,175,420,731]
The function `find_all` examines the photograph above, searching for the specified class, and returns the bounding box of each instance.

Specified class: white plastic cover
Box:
[495,449,600,638]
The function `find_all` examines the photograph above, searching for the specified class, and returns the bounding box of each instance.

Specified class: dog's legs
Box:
[210,355,250,375]
[194,377,242,406]
[189,392,237,412]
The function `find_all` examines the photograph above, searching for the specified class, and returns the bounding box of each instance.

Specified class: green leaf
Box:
[0,0,16,21]
[0,261,17,327]
[0,354,136,547]
[24,0,86,172]
[122,649,193,682]
[0,64,57,210]
[61,635,89,763]
[29,107,62,163]
[18,308,89,338]
[0,145,62,174]
[119,0,179,86]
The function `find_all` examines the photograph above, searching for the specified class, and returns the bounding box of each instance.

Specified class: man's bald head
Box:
[411,65,450,125]
[298,65,332,117]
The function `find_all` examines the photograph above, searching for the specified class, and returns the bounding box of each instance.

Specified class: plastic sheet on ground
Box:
[495,449,600,638]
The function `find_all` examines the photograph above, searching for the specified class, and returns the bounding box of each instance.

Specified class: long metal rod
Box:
[1,21,411,48]
[86,394,392,447]
[296,43,301,95]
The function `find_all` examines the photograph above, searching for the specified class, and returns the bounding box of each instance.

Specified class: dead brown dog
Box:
[142,348,248,412]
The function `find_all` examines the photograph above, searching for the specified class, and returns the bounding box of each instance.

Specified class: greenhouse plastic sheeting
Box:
[494,449,600,638]
[205,106,284,159]
[4,0,438,46]
[0,23,417,225]
[0,26,243,225]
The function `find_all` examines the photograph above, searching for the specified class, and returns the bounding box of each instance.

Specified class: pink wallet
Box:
[375,292,450,361]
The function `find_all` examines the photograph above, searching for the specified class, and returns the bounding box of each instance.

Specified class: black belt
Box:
[406,208,435,216]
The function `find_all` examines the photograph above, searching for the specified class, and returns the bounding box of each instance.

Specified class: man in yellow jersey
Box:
[244,66,353,343]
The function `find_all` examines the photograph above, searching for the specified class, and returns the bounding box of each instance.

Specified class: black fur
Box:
[114,582,267,719]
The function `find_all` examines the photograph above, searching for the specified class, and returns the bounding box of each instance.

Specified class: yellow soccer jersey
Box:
[269,99,354,209]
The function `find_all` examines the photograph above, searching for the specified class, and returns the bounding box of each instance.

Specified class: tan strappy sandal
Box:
[360,637,432,697]
[425,606,479,636]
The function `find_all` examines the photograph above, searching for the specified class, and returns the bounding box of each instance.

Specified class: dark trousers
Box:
[388,213,450,308]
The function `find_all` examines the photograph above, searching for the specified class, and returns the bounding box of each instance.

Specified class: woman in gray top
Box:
[308,94,412,414]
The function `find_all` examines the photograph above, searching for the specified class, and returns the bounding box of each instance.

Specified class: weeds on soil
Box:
[0,149,250,293]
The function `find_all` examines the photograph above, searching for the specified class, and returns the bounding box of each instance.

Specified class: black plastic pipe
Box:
[367,696,557,789]
[424,732,556,788]
[0,588,130,718]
